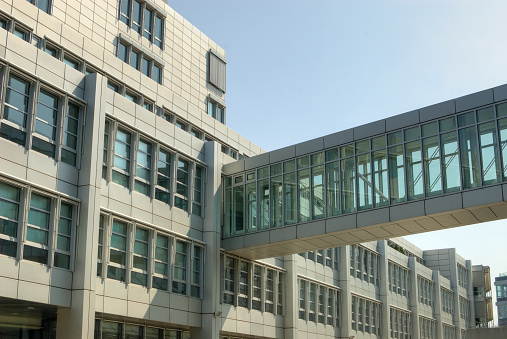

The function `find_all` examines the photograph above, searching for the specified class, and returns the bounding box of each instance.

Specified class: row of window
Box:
[351,295,381,335]
[459,296,471,321]
[0,179,77,270]
[418,275,435,308]
[103,119,204,215]
[97,212,203,298]
[441,288,455,315]
[349,244,380,286]
[298,247,339,270]
[119,0,164,49]
[299,278,341,327]
[94,319,189,339]
[387,240,425,265]
[457,264,469,290]
[224,102,507,236]
[419,316,436,339]
[222,255,284,315]
[117,39,163,84]
[388,261,410,297]
[390,307,412,339]
[0,68,84,166]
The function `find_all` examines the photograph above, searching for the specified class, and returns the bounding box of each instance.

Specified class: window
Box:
[173,239,187,294]
[175,120,186,131]
[154,15,163,48]
[131,227,149,287]
[132,0,142,33]
[143,8,153,40]
[0,182,20,258]
[95,320,189,339]
[277,272,284,315]
[174,159,189,210]
[390,307,411,339]
[238,261,248,307]
[118,0,164,48]
[32,89,58,158]
[61,103,81,166]
[24,194,51,264]
[192,166,203,216]
[117,40,163,83]
[134,139,152,196]
[125,90,139,104]
[142,100,153,112]
[388,261,410,297]
[153,233,169,290]
[108,220,128,282]
[209,50,226,92]
[208,99,225,123]
[112,129,132,188]
[107,80,121,93]
[63,53,80,70]
[191,245,202,298]
[27,0,51,13]
[97,215,105,277]
[352,295,381,335]
[1,74,30,146]
[299,280,306,320]
[253,265,262,310]
[223,256,235,305]
[155,148,171,203]
[102,121,110,179]
[265,269,275,313]
[190,129,201,139]
[54,203,73,269]
[13,24,30,42]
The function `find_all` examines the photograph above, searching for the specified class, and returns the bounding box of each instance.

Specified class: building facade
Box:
[0,1,495,339]
[495,273,507,327]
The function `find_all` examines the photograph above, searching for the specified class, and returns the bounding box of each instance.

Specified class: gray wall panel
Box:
[295,137,324,157]
[244,152,269,170]
[323,128,354,149]
[325,214,356,233]
[386,110,420,132]
[493,84,507,102]
[356,208,389,227]
[269,145,296,163]
[425,194,463,215]
[462,185,503,208]
[390,201,425,221]
[354,120,385,140]
[455,89,494,113]
[419,100,455,122]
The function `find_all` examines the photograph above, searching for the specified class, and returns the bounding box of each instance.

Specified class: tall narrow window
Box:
[191,245,202,298]
[32,90,58,158]
[143,8,154,41]
[265,269,275,313]
[118,41,129,63]
[97,215,105,277]
[112,129,131,188]
[309,283,316,322]
[318,286,325,324]
[0,182,20,258]
[238,261,249,307]
[108,220,128,282]
[192,166,203,216]
[130,49,140,70]
[24,194,51,265]
[61,103,80,166]
[102,121,110,179]
[120,0,131,25]
[357,153,372,210]
[389,145,406,203]
[327,289,334,325]
[134,139,152,196]
[152,233,169,290]
[54,202,72,269]
[154,16,163,48]
[174,159,189,210]
[277,273,284,315]
[299,280,306,320]
[223,256,235,304]
[173,240,187,295]
[131,227,149,287]
[1,75,30,145]
[155,149,171,203]
[253,265,262,310]
[132,0,142,33]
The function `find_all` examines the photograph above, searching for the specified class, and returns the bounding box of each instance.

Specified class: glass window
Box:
[1,74,31,146]
[153,64,162,84]
[153,233,169,290]
[223,256,235,304]
[134,139,152,196]
[155,149,171,203]
[326,160,340,217]
[388,145,406,203]
[299,280,306,320]
[142,57,151,77]
[63,54,79,70]
[423,136,442,196]
[108,220,127,282]
[131,227,149,287]
[155,16,163,48]
[0,182,20,258]
[62,103,80,166]
[97,215,105,277]
[405,140,424,200]
[143,8,153,40]
[120,0,131,25]
[252,265,261,310]
[341,157,356,213]
[459,126,481,189]
[174,159,189,210]
[112,129,131,188]
[265,269,274,313]
[132,0,142,33]
[173,240,187,294]
[191,246,202,298]
[270,175,283,227]
[192,166,203,216]
[478,121,500,184]
[44,44,59,58]
[13,25,29,41]
[130,49,140,70]
[32,90,58,158]
[24,194,51,264]
[54,202,72,269]
[356,153,371,210]
[118,41,129,63]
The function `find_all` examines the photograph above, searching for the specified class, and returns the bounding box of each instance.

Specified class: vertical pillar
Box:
[284,254,298,339]
[449,249,462,339]
[191,141,222,339]
[56,73,106,338]
[338,246,351,339]
[378,240,390,339]
[408,257,420,338]
[466,260,475,330]
[434,272,443,339]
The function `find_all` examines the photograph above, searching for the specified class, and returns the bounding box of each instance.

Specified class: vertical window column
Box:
[174,158,189,210]
[32,89,59,158]
[173,239,188,295]
[131,227,149,287]
[24,193,52,265]
[134,139,152,196]
[112,128,132,188]
[152,233,169,290]
[191,245,202,298]
[54,202,72,269]
[108,219,128,282]
[0,182,20,258]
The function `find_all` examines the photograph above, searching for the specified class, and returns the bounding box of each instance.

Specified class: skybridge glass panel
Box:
[341,157,356,213]
[270,176,283,227]
[388,145,406,204]
[284,173,297,225]
[298,169,310,222]
[372,150,389,207]
[356,153,372,210]
[405,140,424,200]
[423,136,442,196]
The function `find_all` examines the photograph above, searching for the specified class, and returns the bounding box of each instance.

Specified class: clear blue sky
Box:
[170,0,507,324]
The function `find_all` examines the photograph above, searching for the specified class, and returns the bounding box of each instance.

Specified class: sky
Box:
[169,0,507,324]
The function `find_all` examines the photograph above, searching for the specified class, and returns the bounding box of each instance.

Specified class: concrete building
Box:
[0,1,499,339]
[495,273,507,327]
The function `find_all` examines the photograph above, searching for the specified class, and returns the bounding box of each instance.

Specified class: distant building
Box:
[472,265,493,327]
[495,272,507,327]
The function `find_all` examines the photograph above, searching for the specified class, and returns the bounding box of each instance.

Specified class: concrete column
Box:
[56,73,107,338]
[191,141,222,339]
[449,249,462,339]
[378,240,390,339]
[433,272,443,339]
[466,260,475,330]
[284,254,298,339]
[408,257,420,338]
[338,246,351,338]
